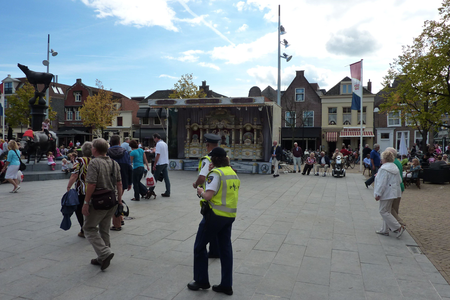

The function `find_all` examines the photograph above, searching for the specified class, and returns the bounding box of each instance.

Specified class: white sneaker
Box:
[395,226,405,238]
[376,230,389,236]
[12,186,20,193]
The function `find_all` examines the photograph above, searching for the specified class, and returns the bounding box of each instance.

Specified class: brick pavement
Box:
[0,170,449,299]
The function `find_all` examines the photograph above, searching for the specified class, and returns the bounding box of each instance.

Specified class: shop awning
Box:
[326,132,338,142]
[340,128,374,138]
[133,128,166,140]
[148,109,167,118]
[136,108,149,118]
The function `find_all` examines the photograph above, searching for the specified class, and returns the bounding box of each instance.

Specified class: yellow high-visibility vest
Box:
[198,155,211,189]
[201,166,239,218]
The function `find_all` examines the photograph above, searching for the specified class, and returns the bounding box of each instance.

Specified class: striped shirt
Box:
[73,157,91,195]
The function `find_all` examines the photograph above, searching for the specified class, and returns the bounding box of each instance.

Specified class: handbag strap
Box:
[109,159,116,189]
[13,150,23,164]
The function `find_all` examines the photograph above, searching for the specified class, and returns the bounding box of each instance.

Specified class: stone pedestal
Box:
[30,104,48,132]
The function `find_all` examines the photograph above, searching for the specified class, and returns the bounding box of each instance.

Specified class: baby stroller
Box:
[332,155,346,178]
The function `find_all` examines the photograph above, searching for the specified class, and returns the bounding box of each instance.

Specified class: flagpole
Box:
[359,59,363,172]
[1,82,4,140]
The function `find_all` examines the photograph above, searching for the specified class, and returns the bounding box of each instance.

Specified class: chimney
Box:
[296,70,305,78]
[76,78,82,84]
[56,75,58,83]
[367,79,372,92]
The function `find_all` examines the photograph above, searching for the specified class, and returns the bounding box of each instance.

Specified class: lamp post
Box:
[277,5,292,107]
[42,34,58,119]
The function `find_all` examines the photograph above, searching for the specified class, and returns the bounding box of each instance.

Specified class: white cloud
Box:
[80,0,179,31]
[211,32,276,64]
[198,62,220,70]
[236,24,248,32]
[235,1,246,11]
[159,74,178,79]
[164,50,205,63]
[213,9,223,13]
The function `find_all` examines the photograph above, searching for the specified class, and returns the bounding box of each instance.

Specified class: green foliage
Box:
[168,74,207,99]
[5,82,33,127]
[79,80,119,137]
[381,0,450,151]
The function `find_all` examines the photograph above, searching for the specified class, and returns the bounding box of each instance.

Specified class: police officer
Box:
[192,133,221,258]
[187,147,240,296]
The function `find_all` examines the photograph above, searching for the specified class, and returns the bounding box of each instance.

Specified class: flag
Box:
[0,83,3,117]
[350,60,362,110]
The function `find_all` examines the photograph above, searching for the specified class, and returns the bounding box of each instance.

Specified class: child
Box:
[47,151,56,171]
[42,119,52,140]
[61,158,69,173]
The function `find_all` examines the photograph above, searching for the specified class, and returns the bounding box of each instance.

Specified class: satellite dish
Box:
[42,60,49,66]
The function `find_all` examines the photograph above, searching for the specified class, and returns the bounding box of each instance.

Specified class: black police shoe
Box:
[212,285,233,295]
[187,281,210,291]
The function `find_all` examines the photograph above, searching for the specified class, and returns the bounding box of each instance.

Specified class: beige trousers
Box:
[84,204,117,261]
[391,197,405,226]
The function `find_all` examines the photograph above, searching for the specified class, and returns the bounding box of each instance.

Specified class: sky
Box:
[0,0,444,99]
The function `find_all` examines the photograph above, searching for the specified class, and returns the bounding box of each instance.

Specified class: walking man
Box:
[153,133,171,197]
[271,141,282,177]
[365,144,381,188]
[292,142,303,173]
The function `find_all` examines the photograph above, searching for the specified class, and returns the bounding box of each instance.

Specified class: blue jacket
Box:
[60,189,79,231]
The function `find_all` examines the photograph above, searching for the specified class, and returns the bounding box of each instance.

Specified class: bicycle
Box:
[344,154,355,169]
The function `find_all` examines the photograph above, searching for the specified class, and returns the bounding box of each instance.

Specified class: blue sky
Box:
[1,0,443,99]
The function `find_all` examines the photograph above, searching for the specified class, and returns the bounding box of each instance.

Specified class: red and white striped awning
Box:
[326,132,338,142]
[340,128,374,138]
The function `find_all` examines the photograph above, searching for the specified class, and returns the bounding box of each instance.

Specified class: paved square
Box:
[0,171,448,299]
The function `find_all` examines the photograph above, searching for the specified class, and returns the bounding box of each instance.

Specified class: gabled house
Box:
[280,70,323,151]
[321,77,375,155]
[1,75,67,139]
[60,78,133,145]
[374,78,427,152]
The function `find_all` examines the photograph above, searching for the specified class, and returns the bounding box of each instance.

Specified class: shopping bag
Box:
[146,172,155,187]
[17,170,24,182]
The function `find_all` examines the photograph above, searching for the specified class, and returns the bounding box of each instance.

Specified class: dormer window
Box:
[4,82,13,94]
[341,83,352,94]
[74,91,82,102]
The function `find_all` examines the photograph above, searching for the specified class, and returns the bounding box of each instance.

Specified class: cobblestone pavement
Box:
[360,167,450,285]
[0,170,449,299]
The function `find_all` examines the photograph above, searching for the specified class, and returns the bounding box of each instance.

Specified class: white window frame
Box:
[387,111,401,127]
[414,130,429,145]
[154,118,161,125]
[285,111,296,127]
[341,83,352,94]
[343,107,352,125]
[396,131,409,152]
[328,107,337,125]
[75,110,81,121]
[66,110,73,121]
[303,111,314,127]
[295,88,305,102]
[74,92,82,102]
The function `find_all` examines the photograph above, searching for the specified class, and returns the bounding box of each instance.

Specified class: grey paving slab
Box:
[0,171,448,299]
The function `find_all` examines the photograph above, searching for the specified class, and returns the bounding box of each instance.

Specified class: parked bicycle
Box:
[344,154,355,169]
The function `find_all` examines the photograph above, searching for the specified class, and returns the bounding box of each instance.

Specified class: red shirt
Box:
[69,142,73,147]
[23,129,34,138]
[340,148,351,156]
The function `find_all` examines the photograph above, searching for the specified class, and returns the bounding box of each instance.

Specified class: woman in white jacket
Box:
[374,150,405,238]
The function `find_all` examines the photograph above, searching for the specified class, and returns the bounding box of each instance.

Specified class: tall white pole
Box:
[1,83,4,139]
[277,5,281,107]
[359,59,363,172]
[45,34,50,119]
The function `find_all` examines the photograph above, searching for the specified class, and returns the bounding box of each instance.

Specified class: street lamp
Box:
[42,34,57,118]
[277,5,292,107]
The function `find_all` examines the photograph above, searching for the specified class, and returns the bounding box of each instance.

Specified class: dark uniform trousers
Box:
[193,211,235,287]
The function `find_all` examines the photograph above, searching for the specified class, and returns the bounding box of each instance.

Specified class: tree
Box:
[79,80,119,138]
[381,0,450,152]
[168,74,207,99]
[282,98,311,150]
[5,81,57,128]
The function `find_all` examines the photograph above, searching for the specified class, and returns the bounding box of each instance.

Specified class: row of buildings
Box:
[1,71,443,158]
